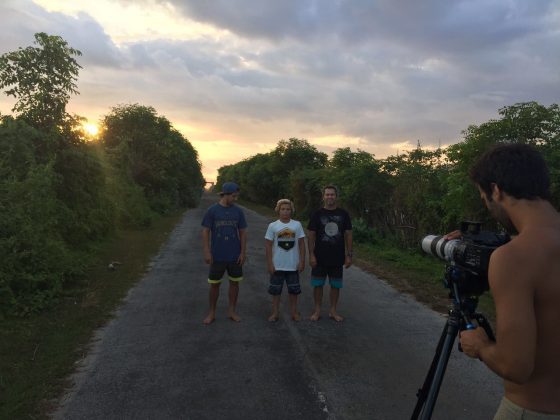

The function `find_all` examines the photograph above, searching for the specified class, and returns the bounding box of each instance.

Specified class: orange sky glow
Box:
[1,0,558,181]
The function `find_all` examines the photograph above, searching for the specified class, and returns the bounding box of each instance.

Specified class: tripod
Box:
[411,288,494,420]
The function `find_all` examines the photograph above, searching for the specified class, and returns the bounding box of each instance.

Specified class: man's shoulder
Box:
[230,204,246,214]
[309,208,321,217]
[337,207,351,216]
[205,203,220,212]
[267,219,281,228]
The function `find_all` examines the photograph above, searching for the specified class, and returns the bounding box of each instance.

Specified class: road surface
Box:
[55,193,502,420]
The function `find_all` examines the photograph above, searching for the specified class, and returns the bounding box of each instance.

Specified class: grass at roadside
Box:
[353,241,496,320]
[0,211,186,420]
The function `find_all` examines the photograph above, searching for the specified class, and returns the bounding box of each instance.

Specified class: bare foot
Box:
[203,314,215,325]
[310,312,321,321]
[268,314,279,322]
[228,312,241,322]
[329,312,344,322]
[291,312,301,322]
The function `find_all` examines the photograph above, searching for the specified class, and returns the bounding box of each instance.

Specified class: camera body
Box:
[421,221,510,297]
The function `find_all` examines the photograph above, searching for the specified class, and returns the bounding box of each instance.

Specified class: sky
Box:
[1,0,559,182]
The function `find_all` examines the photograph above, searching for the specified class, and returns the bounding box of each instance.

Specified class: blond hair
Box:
[275,199,295,214]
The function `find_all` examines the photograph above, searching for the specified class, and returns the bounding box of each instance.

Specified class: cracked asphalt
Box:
[54,193,502,420]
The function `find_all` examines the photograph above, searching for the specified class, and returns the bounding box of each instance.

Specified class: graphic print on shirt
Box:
[320,215,343,245]
[277,228,296,251]
[214,219,238,242]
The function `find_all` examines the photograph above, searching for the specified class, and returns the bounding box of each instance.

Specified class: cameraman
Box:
[453,144,560,419]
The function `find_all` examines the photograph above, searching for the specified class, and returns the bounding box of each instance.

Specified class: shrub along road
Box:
[54,193,501,420]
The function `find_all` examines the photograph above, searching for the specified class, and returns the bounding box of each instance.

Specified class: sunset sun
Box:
[83,122,99,137]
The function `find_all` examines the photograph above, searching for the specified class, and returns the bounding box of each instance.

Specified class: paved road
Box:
[55,193,502,420]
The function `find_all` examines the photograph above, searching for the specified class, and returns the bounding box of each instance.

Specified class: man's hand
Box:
[204,250,212,265]
[309,254,317,268]
[268,263,275,275]
[344,255,352,268]
[443,230,462,240]
[237,252,246,265]
[460,327,491,359]
[298,261,305,273]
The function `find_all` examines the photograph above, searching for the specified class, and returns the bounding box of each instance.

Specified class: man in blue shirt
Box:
[201,182,247,324]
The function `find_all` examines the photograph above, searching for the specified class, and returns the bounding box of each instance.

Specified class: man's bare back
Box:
[502,222,560,413]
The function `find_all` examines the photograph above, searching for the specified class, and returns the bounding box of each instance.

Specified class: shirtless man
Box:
[457,144,560,419]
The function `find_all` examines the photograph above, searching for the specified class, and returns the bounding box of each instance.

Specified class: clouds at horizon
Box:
[1,0,559,180]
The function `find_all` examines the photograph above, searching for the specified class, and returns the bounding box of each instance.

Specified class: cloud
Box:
[164,0,555,50]
[1,0,559,181]
[0,0,122,68]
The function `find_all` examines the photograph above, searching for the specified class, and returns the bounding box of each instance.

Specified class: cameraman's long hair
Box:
[470,143,551,200]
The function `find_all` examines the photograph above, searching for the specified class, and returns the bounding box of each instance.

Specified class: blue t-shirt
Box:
[201,203,247,262]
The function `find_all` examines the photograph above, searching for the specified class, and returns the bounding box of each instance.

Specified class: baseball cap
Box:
[219,182,240,195]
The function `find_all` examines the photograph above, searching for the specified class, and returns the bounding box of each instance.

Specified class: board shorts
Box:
[311,265,343,289]
[494,397,560,420]
[208,261,243,284]
[268,270,301,296]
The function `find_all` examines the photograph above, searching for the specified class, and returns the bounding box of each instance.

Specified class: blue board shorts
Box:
[311,265,343,289]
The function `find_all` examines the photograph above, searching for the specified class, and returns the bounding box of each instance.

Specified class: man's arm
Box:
[298,237,305,272]
[238,228,247,265]
[460,245,537,383]
[307,230,317,267]
[344,230,353,268]
[202,227,212,264]
[265,239,274,274]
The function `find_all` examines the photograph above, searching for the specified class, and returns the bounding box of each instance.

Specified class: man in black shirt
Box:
[307,185,353,321]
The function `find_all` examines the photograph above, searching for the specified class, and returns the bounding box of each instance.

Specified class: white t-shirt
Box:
[264,219,305,271]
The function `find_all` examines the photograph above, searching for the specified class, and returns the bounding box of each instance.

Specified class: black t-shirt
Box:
[307,207,352,266]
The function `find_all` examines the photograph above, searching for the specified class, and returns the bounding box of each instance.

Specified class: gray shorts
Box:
[494,397,560,420]
[268,271,301,296]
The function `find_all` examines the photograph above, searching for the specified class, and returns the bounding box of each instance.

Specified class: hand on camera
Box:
[443,230,462,240]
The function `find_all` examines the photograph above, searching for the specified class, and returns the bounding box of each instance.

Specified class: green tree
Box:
[270,138,327,203]
[381,145,447,245]
[0,32,82,131]
[443,102,560,228]
[327,147,391,230]
[101,104,204,214]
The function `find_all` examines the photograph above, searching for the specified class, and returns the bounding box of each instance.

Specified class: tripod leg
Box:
[420,318,460,420]
[410,322,449,420]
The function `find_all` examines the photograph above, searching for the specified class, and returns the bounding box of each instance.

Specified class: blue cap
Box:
[220,182,240,195]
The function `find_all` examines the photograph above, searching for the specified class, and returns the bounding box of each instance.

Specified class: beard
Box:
[488,200,517,235]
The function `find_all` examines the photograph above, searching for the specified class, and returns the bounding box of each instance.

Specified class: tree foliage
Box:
[217,138,327,210]
[217,102,560,249]
[101,104,204,214]
[0,32,82,131]
[444,102,560,228]
[0,34,204,315]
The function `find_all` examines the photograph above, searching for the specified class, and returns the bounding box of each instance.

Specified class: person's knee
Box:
[287,285,301,295]
[329,279,343,289]
[268,284,282,295]
[311,279,326,287]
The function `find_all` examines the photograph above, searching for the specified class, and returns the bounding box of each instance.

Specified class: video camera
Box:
[421,221,510,297]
